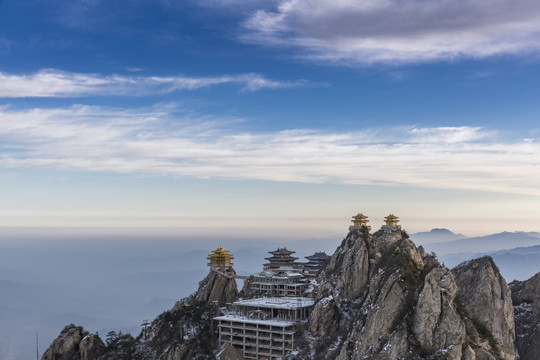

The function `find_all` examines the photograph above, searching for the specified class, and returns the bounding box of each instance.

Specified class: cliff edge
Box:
[298,226,513,359]
[510,273,540,360]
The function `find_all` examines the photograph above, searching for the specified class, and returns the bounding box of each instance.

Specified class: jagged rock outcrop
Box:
[190,267,238,307]
[295,227,509,360]
[42,324,105,360]
[510,272,540,360]
[413,267,465,358]
[452,256,518,360]
[319,227,371,299]
[309,295,341,337]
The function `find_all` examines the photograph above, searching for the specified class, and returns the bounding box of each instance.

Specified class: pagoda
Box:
[382,214,401,231]
[263,247,299,271]
[303,251,331,276]
[349,213,371,231]
[384,214,399,226]
[207,245,234,269]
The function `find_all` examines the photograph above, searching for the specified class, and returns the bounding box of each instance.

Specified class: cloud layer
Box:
[243,0,540,64]
[0,70,312,98]
[1,105,539,196]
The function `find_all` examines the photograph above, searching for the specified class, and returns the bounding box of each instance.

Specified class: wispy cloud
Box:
[242,0,540,65]
[0,69,316,98]
[1,105,539,196]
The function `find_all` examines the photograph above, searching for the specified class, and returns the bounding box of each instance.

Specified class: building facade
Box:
[250,269,309,296]
[215,297,314,360]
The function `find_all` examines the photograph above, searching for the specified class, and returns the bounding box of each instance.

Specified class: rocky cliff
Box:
[509,273,540,360]
[299,227,512,359]
[190,267,238,307]
[452,256,517,360]
[42,325,105,360]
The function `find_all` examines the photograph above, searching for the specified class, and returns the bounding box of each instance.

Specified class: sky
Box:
[1,0,540,239]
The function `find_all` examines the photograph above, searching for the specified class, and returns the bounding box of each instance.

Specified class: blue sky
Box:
[1,0,540,238]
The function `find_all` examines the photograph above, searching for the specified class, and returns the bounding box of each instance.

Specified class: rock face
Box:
[42,324,105,360]
[510,272,540,360]
[413,267,465,358]
[319,226,371,299]
[294,227,509,360]
[191,267,238,307]
[452,256,518,360]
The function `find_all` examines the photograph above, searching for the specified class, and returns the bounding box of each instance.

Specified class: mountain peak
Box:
[410,228,466,244]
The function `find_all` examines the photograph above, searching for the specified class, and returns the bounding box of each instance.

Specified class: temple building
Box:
[207,245,235,269]
[215,245,317,358]
[211,232,334,358]
[382,214,401,231]
[263,247,300,272]
[215,297,314,360]
[349,213,371,231]
[302,251,331,276]
[212,212,406,359]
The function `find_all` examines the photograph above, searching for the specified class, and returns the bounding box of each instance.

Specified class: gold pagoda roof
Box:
[207,245,234,267]
[384,214,399,226]
[351,213,369,226]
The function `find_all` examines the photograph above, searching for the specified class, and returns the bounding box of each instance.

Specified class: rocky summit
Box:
[509,273,540,360]
[301,227,514,359]
[43,222,537,360]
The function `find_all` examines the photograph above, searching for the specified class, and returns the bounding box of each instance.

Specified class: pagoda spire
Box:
[382,214,401,232]
[349,212,371,231]
[207,245,234,268]
[384,214,399,226]
[263,247,299,271]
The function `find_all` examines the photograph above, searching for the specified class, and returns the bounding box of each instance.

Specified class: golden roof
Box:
[207,245,234,267]
[384,214,399,226]
[351,213,369,227]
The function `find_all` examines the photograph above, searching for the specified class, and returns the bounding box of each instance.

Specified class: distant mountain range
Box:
[411,229,540,281]
[415,230,540,254]
[409,228,467,243]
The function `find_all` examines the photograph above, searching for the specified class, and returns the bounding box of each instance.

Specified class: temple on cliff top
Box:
[213,212,400,360]
[207,245,235,268]
[213,243,316,359]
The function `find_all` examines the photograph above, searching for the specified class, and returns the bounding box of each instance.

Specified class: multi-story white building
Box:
[249,268,309,297]
[215,297,314,360]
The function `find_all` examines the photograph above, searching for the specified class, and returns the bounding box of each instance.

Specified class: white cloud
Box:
[242,0,540,64]
[0,69,315,98]
[1,105,540,196]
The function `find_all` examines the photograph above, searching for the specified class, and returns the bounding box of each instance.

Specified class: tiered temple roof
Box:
[303,251,331,276]
[264,247,299,271]
[305,251,330,262]
[384,214,399,226]
[349,212,371,231]
[207,245,234,268]
[351,213,369,227]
